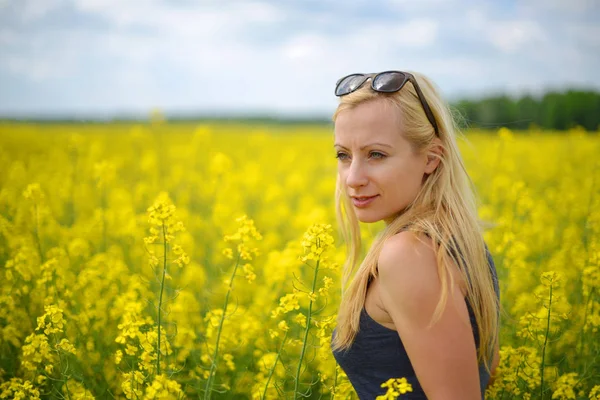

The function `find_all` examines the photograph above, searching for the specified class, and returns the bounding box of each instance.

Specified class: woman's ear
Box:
[424,138,443,174]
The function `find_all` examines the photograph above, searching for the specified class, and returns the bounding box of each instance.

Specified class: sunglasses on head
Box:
[334,70,440,137]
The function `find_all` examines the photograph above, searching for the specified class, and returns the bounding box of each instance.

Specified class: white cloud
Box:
[343,17,438,52]
[71,0,285,37]
[5,55,70,81]
[519,0,598,14]
[17,0,67,22]
[0,29,17,45]
[283,33,327,60]
[1,0,598,114]
[386,0,457,11]
[393,18,438,47]
[566,24,600,48]
[487,20,547,53]
[464,10,548,54]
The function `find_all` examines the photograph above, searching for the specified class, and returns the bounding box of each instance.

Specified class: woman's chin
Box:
[355,212,382,224]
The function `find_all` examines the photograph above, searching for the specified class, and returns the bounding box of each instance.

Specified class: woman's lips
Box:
[352,195,378,208]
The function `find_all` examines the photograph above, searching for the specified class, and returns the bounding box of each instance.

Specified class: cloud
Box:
[0,29,18,45]
[9,0,68,22]
[464,10,548,53]
[0,0,598,115]
[349,18,438,49]
[519,0,599,14]
[72,0,285,37]
[486,20,547,53]
[393,18,438,47]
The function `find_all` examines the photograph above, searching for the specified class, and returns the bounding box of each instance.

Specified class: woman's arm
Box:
[377,231,481,400]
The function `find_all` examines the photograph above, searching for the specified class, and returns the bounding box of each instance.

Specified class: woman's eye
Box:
[369,151,386,159]
[335,152,349,160]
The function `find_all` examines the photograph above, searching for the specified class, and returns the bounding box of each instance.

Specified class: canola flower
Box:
[589,385,600,399]
[145,192,189,375]
[376,377,413,399]
[0,123,599,399]
[204,215,262,399]
[294,223,335,398]
[0,378,41,400]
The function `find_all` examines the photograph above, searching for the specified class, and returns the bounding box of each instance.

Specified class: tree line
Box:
[452,90,600,131]
[2,89,599,130]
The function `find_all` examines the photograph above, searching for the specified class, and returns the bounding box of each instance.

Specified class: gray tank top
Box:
[331,244,499,399]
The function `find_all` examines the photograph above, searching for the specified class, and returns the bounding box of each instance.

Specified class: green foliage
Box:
[455,90,600,131]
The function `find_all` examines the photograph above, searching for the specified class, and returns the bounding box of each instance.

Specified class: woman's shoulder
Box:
[376,230,459,331]
[378,231,439,291]
[380,230,436,262]
[377,230,468,298]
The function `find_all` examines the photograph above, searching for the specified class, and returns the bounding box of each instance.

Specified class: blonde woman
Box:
[330,71,500,399]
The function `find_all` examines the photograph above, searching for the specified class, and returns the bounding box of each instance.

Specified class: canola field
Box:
[0,122,599,399]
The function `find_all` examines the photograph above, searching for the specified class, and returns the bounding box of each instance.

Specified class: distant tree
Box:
[452,89,600,131]
[515,95,538,130]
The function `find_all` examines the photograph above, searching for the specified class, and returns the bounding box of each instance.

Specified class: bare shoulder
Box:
[379,230,436,267]
[377,231,442,323]
[378,231,438,289]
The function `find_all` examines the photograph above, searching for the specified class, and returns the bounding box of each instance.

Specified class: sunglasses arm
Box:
[408,77,440,137]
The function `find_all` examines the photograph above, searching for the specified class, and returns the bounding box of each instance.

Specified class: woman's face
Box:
[334,98,435,224]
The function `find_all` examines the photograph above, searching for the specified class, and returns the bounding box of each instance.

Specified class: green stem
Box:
[540,284,553,399]
[157,221,168,376]
[102,187,107,252]
[53,335,72,400]
[332,365,339,399]
[261,329,288,400]
[294,258,320,398]
[203,253,241,400]
[34,203,44,264]
[578,287,594,360]
[582,162,598,250]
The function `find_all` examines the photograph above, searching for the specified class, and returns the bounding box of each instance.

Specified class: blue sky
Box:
[1,0,599,117]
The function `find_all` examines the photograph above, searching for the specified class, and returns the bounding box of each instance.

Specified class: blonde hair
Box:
[330,71,500,371]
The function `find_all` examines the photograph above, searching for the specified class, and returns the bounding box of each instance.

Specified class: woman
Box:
[329,71,500,399]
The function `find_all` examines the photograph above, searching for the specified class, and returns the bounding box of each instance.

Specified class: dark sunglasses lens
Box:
[373,72,406,92]
[335,74,367,96]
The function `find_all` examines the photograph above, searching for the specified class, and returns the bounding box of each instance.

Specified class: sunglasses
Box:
[334,70,440,137]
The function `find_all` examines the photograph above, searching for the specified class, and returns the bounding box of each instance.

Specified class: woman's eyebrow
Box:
[333,142,393,150]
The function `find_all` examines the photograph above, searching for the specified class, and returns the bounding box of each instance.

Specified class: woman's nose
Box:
[346,160,368,189]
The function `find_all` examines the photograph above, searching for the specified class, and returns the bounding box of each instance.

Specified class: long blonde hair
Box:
[330,71,499,371]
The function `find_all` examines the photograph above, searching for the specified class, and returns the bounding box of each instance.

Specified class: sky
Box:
[0,0,599,118]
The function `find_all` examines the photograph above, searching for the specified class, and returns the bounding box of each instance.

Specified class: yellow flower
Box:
[498,126,514,141]
[242,263,256,283]
[271,293,300,318]
[57,338,77,355]
[300,223,334,262]
[223,353,235,370]
[552,372,579,400]
[589,385,600,399]
[115,350,123,364]
[145,192,186,244]
[223,215,262,261]
[222,248,234,260]
[22,182,45,202]
[541,270,563,287]
[144,374,183,399]
[376,377,413,399]
[0,378,41,400]
[36,304,66,335]
[294,313,307,328]
[278,320,289,332]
